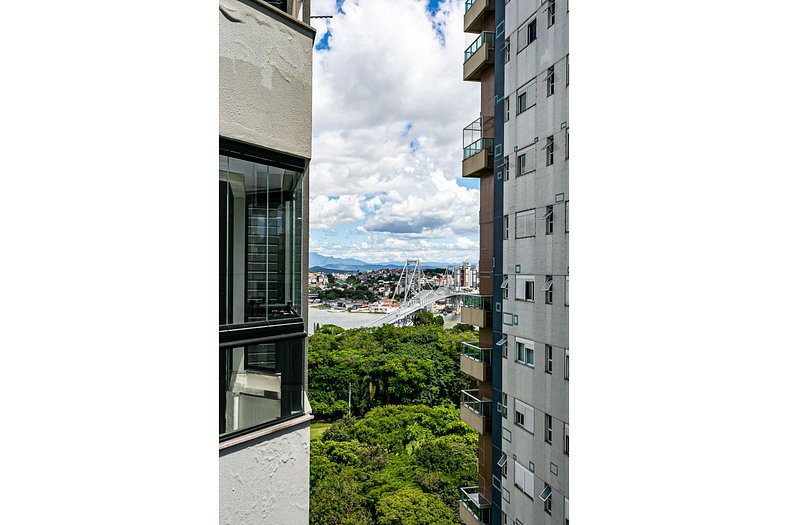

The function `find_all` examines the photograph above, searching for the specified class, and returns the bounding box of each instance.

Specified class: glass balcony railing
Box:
[464,0,478,13]
[461,342,491,364]
[460,486,492,523]
[461,294,492,311]
[463,137,493,160]
[464,31,495,63]
[461,389,492,418]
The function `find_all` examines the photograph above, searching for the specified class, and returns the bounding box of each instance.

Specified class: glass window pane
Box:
[220,336,305,437]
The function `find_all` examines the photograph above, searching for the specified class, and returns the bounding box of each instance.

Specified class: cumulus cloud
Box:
[309,0,481,262]
[310,194,366,229]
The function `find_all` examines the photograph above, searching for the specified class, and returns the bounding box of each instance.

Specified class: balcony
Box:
[460,389,492,434]
[464,0,492,34]
[459,486,492,525]
[462,116,493,178]
[460,342,491,382]
[463,31,495,81]
[460,294,492,328]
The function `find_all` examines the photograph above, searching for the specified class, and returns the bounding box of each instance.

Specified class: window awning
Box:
[496,336,508,346]
[500,277,509,289]
[497,454,508,467]
[539,485,552,501]
[542,278,553,291]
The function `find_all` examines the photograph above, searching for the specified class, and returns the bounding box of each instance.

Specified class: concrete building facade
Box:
[460,2,568,525]
[219,2,315,524]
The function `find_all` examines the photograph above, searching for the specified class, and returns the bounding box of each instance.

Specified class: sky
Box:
[308,0,480,264]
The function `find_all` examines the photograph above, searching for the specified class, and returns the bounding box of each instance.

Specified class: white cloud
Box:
[309,0,481,262]
[310,194,366,229]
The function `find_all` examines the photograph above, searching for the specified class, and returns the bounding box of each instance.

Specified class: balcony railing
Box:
[463,137,493,160]
[461,389,491,418]
[464,31,495,63]
[461,342,491,364]
[461,294,492,311]
[460,486,492,524]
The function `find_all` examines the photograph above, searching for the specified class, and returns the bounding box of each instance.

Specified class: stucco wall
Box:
[219,420,311,525]
[219,0,314,159]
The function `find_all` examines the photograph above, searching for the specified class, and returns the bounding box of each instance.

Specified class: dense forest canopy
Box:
[310,405,478,525]
[308,317,478,419]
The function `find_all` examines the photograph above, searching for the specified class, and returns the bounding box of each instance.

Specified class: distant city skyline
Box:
[308,0,480,263]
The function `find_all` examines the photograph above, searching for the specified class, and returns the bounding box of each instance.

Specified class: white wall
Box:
[219,0,314,159]
[219,421,311,525]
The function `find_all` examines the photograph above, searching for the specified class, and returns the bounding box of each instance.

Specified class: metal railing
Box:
[463,137,493,160]
[461,389,491,417]
[461,342,491,364]
[464,31,495,63]
[460,486,492,523]
[461,294,492,311]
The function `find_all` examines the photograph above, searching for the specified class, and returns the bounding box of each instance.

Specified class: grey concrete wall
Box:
[498,2,569,525]
[219,0,314,159]
[219,420,311,525]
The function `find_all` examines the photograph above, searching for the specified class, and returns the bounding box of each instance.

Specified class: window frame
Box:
[545,413,553,444]
[527,19,537,45]
[546,135,554,166]
[547,0,556,27]
[545,344,553,373]
[544,275,553,304]
[546,66,555,97]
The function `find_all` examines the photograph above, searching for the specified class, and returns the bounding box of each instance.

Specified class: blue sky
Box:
[308,0,480,264]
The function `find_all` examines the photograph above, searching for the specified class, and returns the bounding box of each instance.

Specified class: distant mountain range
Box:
[309,252,453,272]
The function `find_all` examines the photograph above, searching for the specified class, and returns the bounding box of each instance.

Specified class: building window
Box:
[503,155,510,180]
[515,274,535,301]
[545,344,553,373]
[546,135,554,166]
[565,201,569,232]
[516,145,536,175]
[543,205,554,234]
[502,392,508,418]
[540,484,553,514]
[502,275,510,299]
[220,141,307,441]
[504,214,510,239]
[515,210,536,238]
[545,413,553,443]
[220,333,305,438]
[564,423,569,455]
[527,19,537,45]
[543,275,553,304]
[516,338,535,366]
[564,349,570,380]
[565,275,569,305]
[565,128,569,159]
[499,454,509,478]
[504,37,511,63]
[514,399,535,434]
[517,80,536,114]
[546,66,555,97]
[514,459,535,497]
[566,54,569,86]
[220,150,304,324]
[547,0,556,27]
[505,97,510,122]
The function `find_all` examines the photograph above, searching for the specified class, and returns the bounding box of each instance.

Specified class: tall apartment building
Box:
[219,1,315,524]
[459,2,568,525]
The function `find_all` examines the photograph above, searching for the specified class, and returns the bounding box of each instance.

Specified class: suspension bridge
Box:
[360,259,471,328]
